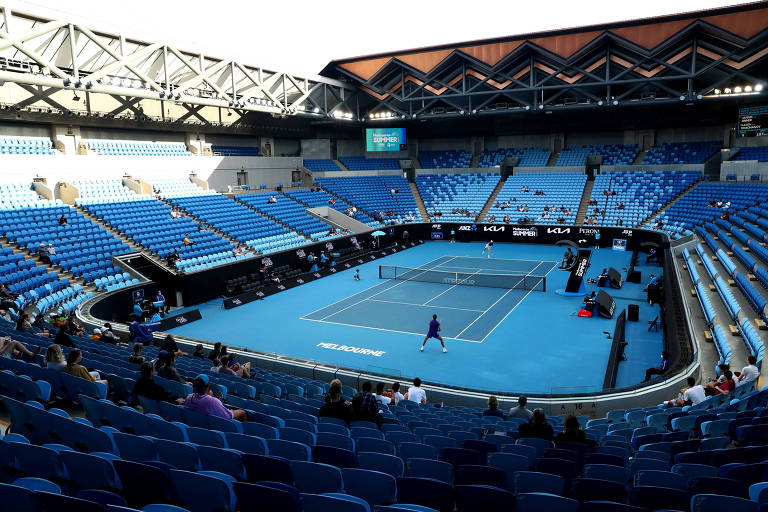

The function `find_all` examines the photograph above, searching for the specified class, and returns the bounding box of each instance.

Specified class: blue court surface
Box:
[170,242,662,395]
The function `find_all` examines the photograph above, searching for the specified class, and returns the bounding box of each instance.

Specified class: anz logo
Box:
[431,224,442,229]
[483,226,505,232]
[547,227,571,234]
[458,225,478,232]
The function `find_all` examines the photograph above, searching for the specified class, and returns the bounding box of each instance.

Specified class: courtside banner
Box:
[158,309,202,330]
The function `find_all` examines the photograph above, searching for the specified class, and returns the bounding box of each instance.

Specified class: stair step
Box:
[409,182,429,221]
[575,180,596,225]
[476,176,506,222]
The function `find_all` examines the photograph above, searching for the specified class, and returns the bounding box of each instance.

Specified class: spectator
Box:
[89,328,102,341]
[100,323,118,344]
[668,376,706,407]
[149,308,162,323]
[15,313,32,332]
[555,415,586,443]
[44,344,66,371]
[161,334,186,357]
[643,351,669,382]
[518,408,554,441]
[134,362,184,404]
[66,313,84,336]
[352,381,381,425]
[390,382,405,405]
[155,351,190,385]
[375,382,391,406]
[405,377,427,404]
[0,335,38,359]
[184,374,247,421]
[714,370,736,396]
[192,344,205,358]
[212,358,235,376]
[37,243,50,264]
[183,234,195,246]
[58,214,67,226]
[737,355,760,386]
[62,348,108,387]
[54,326,76,348]
[224,354,250,378]
[483,395,505,418]
[319,379,352,425]
[128,343,145,366]
[508,395,533,420]
[208,342,223,361]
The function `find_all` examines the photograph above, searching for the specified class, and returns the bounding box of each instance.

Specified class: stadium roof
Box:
[323,2,768,80]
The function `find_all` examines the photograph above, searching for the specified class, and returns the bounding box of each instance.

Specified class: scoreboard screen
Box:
[738,105,768,137]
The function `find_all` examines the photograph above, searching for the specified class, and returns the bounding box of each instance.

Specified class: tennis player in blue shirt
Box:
[421,314,447,353]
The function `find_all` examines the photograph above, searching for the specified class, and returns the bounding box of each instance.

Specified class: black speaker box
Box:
[627,270,642,283]
[627,304,640,322]
[596,290,616,319]
[607,267,623,289]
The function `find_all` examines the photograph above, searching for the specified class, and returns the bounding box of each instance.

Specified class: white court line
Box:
[453,260,547,339]
[301,316,484,343]
[368,298,485,312]
[317,256,456,321]
[300,255,454,319]
[422,268,482,306]
[477,261,559,343]
[447,256,558,264]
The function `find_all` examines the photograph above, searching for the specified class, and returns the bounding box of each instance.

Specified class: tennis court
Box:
[302,255,557,342]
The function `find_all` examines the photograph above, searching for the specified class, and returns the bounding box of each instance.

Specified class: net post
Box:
[378,266,382,279]
[542,275,546,293]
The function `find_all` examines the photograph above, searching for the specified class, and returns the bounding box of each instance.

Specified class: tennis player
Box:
[421,314,447,353]
[482,239,494,258]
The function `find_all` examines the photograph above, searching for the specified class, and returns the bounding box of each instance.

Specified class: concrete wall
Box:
[274,138,300,157]
[733,135,768,148]
[415,168,500,176]
[0,154,301,192]
[656,124,731,145]
[301,138,332,158]
[416,137,472,151]
[312,169,403,178]
[720,160,768,181]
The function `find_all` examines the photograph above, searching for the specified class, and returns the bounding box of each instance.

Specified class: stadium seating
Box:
[84,140,192,156]
[236,193,336,245]
[586,171,700,227]
[642,141,721,165]
[652,183,768,236]
[557,145,639,167]
[303,159,341,171]
[415,173,500,222]
[418,150,472,169]
[339,157,400,170]
[0,182,61,209]
[285,189,376,226]
[485,173,586,225]
[211,145,261,156]
[0,136,56,155]
[315,176,420,223]
[731,147,768,162]
[478,147,551,168]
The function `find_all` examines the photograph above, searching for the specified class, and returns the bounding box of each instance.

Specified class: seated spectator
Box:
[643,351,669,382]
[134,362,184,404]
[99,323,118,344]
[713,370,736,396]
[389,382,404,405]
[183,234,195,246]
[128,343,145,366]
[224,354,250,378]
[668,376,706,407]
[90,328,102,341]
[149,308,162,323]
[161,334,186,357]
[208,341,223,361]
[37,243,50,264]
[155,351,190,385]
[0,335,38,360]
[268,195,277,203]
[319,378,352,425]
[509,395,533,420]
[15,313,32,332]
[483,395,504,418]
[375,382,391,406]
[737,355,759,386]
[44,344,66,371]
[54,326,76,348]
[555,415,586,444]
[518,408,554,441]
[405,377,427,404]
[65,313,84,336]
[63,348,108,387]
[352,381,381,425]
[192,344,205,358]
[184,374,247,421]
[58,214,67,226]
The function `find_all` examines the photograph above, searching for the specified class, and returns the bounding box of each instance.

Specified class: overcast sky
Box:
[7,0,756,76]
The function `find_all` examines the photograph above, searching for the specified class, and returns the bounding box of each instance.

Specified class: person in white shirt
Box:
[405,377,427,404]
[390,382,404,405]
[375,383,391,406]
[737,355,759,385]
[671,377,706,406]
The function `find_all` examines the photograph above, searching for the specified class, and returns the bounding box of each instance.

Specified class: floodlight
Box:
[756,84,764,92]
[734,86,742,93]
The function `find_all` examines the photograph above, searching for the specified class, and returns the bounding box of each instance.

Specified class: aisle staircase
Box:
[575,178,596,225]
[638,181,702,228]
[476,177,506,222]
[333,159,348,171]
[547,152,559,166]
[410,182,429,221]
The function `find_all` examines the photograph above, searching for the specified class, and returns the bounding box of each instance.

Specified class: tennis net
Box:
[378,265,546,292]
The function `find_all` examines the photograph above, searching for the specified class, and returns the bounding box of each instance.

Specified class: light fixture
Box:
[597,100,603,106]
[724,88,732,94]
[537,104,544,110]
[679,95,686,101]
[696,94,702,100]
[734,86,743,93]
[472,109,477,114]
[756,84,764,92]
[714,89,721,95]
[745,85,753,93]
[72,93,80,101]
[314,107,320,113]
[612,99,618,105]
[459,110,464,115]
[524,105,530,110]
